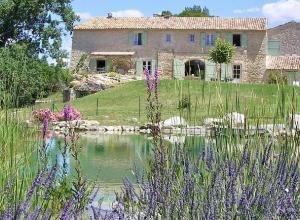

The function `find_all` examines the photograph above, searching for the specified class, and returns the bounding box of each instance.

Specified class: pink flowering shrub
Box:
[32,109,56,123]
[56,105,81,121]
[32,105,81,123]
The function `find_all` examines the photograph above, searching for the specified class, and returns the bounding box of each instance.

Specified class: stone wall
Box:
[268,21,300,56]
[71,29,267,83]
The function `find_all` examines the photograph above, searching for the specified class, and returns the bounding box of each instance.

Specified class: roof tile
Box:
[74,17,267,31]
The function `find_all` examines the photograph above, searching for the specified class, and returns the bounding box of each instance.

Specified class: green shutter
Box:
[106,59,112,72]
[241,33,248,48]
[227,33,233,44]
[215,32,221,40]
[173,59,184,80]
[221,63,233,80]
[205,60,216,81]
[151,59,156,75]
[89,58,97,72]
[142,32,148,46]
[268,40,281,56]
[136,59,143,79]
[128,32,134,46]
[200,32,206,48]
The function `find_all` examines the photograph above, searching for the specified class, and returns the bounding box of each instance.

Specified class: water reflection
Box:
[46,133,207,191]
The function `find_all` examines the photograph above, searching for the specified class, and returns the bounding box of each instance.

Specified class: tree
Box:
[161,10,173,17]
[0,0,79,63]
[208,38,235,81]
[0,44,71,107]
[177,5,210,17]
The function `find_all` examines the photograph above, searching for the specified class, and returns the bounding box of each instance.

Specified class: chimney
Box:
[107,12,113,18]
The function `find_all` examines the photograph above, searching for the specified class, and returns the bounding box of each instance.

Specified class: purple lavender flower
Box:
[153,68,159,92]
[23,169,45,214]
[63,105,72,121]
[145,68,152,92]
[42,117,49,138]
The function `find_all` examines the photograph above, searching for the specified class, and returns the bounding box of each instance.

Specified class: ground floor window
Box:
[233,65,241,79]
[96,60,106,73]
[143,61,152,74]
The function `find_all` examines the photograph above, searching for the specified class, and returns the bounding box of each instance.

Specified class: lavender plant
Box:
[115,69,300,219]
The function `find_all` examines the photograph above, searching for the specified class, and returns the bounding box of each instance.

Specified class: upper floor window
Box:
[165,34,172,43]
[189,34,195,43]
[233,65,241,79]
[134,33,143,45]
[206,34,215,46]
[233,34,241,47]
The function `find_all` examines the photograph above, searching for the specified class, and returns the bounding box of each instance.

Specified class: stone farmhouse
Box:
[267,21,300,85]
[71,15,300,84]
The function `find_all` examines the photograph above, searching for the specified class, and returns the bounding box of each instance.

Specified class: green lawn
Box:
[26,80,300,126]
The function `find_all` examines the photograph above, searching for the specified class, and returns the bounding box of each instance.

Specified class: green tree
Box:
[208,38,235,81]
[0,0,79,62]
[177,5,210,17]
[161,10,173,17]
[0,44,71,107]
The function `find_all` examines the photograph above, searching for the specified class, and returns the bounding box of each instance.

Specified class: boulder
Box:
[290,114,300,129]
[203,118,223,127]
[160,117,188,128]
[224,112,245,127]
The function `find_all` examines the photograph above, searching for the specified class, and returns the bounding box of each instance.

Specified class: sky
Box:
[62,0,300,62]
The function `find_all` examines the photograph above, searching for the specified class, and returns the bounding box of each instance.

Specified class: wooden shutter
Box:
[136,59,143,79]
[205,60,216,81]
[151,59,156,75]
[215,32,221,40]
[106,59,112,72]
[268,40,281,56]
[142,32,148,46]
[173,59,184,80]
[200,32,206,48]
[221,63,233,80]
[241,33,248,48]
[227,33,233,44]
[128,32,134,46]
[89,58,97,72]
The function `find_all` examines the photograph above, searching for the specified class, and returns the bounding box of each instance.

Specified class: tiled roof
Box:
[74,17,267,31]
[266,56,300,70]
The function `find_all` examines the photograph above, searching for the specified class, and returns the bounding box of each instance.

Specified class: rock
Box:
[53,120,100,132]
[131,117,138,123]
[224,112,245,127]
[290,114,300,129]
[160,117,188,128]
[203,118,223,127]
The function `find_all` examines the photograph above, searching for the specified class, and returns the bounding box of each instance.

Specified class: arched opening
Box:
[185,60,205,79]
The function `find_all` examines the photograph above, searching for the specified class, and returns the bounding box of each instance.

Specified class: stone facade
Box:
[71,17,268,83]
[268,21,300,56]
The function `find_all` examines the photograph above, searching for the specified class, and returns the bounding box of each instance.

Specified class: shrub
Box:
[107,72,118,77]
[268,70,287,84]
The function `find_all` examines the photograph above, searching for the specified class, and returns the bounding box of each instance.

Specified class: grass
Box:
[23,80,300,126]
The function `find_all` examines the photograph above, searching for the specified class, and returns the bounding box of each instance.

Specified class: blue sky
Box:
[62,0,300,62]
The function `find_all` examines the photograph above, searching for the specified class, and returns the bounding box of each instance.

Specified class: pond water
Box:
[46,133,207,191]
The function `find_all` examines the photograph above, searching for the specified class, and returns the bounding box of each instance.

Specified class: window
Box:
[165,34,172,43]
[134,33,143,45]
[206,34,215,46]
[233,65,241,79]
[143,61,152,74]
[189,34,195,43]
[96,60,106,73]
[233,34,241,47]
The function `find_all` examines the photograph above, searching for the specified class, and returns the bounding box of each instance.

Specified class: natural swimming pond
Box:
[45,133,207,192]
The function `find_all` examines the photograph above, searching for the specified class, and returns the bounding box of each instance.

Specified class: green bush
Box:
[107,72,118,77]
[267,70,287,84]
[0,44,71,107]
